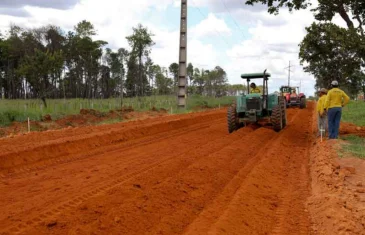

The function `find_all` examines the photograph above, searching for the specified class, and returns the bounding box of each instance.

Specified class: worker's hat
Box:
[331,80,338,86]
[319,88,327,94]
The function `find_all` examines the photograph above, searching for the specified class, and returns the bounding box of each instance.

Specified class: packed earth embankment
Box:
[0,102,364,235]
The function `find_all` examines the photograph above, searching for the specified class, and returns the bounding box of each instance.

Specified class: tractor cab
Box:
[280,86,292,97]
[227,69,287,133]
[239,71,270,119]
[280,85,306,109]
[290,87,297,97]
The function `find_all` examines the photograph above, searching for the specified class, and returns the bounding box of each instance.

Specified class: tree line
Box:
[0,21,244,106]
[246,0,365,98]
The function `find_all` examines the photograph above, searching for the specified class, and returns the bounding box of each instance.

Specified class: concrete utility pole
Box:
[177,0,187,108]
[285,61,294,86]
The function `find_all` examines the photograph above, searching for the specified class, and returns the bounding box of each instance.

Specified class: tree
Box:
[154,65,173,95]
[126,24,155,97]
[64,20,106,99]
[245,0,362,28]
[0,22,232,101]
[246,0,365,95]
[211,66,228,97]
[187,63,194,86]
[227,84,247,96]
[74,20,96,38]
[169,62,179,94]
[104,47,128,98]
[168,62,179,83]
[299,22,364,89]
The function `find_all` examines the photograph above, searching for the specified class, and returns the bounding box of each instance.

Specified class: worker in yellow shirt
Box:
[324,80,350,139]
[250,83,261,94]
[316,88,328,137]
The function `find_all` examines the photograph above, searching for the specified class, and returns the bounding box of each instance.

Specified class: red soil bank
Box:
[0,102,361,235]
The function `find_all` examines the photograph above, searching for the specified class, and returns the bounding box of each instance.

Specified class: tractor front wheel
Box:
[300,98,306,109]
[227,104,239,133]
[272,105,283,132]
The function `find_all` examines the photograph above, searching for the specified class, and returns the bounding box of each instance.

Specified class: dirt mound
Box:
[80,109,103,117]
[192,105,210,111]
[0,107,170,139]
[340,122,365,137]
[308,140,365,234]
[42,114,52,122]
[150,107,169,113]
[118,106,134,112]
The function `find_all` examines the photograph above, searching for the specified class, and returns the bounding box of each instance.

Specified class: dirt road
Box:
[0,103,315,235]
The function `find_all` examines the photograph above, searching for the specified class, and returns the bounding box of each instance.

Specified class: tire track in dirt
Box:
[17,112,296,235]
[0,110,224,171]
[180,107,306,235]
[17,127,275,235]
[198,104,313,235]
[0,120,227,221]
[0,110,225,177]
[0,105,314,235]
[0,113,256,234]
[270,105,313,235]
[0,118,223,179]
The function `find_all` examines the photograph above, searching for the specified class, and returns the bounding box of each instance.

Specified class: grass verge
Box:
[339,135,365,159]
[0,95,235,126]
[342,101,365,126]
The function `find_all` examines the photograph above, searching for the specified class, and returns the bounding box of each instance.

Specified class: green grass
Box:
[0,95,235,126]
[340,135,365,159]
[342,100,365,126]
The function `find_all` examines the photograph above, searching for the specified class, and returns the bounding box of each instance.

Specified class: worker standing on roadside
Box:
[324,81,350,139]
[250,83,261,94]
[316,88,328,137]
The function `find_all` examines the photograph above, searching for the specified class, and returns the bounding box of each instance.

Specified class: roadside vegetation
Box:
[342,101,365,126]
[0,95,235,127]
[339,101,365,159]
[0,20,243,128]
[339,135,365,159]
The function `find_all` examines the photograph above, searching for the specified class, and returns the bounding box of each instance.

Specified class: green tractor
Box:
[227,70,287,133]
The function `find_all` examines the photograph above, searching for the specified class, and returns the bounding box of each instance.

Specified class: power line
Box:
[190,0,234,49]
[284,61,294,86]
[219,0,247,41]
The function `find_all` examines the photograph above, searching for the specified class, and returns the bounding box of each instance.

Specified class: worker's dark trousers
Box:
[327,107,342,139]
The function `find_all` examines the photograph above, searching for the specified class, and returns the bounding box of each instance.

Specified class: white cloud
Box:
[149,26,218,69]
[1,0,350,96]
[190,13,231,38]
[221,5,317,95]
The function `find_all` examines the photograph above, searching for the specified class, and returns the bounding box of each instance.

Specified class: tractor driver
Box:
[250,83,261,94]
[291,87,297,97]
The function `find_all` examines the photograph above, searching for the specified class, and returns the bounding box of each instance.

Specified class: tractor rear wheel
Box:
[227,104,239,133]
[300,98,306,109]
[279,97,287,127]
[272,105,283,132]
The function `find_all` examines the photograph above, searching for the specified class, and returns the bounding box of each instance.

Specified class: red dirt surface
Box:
[0,102,363,234]
[340,122,365,137]
[308,140,365,235]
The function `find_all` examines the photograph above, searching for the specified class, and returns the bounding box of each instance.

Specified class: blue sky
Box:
[0,0,317,95]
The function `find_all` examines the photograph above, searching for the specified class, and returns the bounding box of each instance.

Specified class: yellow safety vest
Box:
[250,88,261,94]
[324,88,350,109]
[316,95,327,115]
